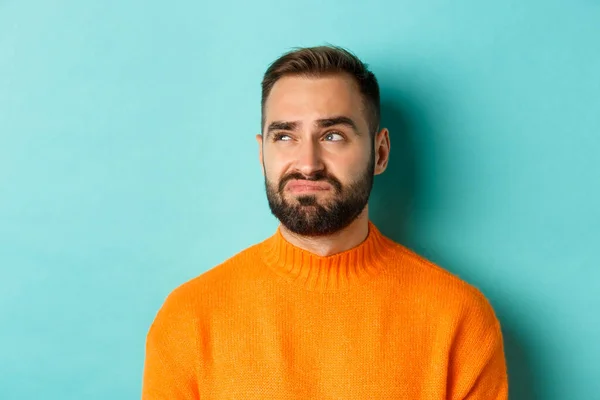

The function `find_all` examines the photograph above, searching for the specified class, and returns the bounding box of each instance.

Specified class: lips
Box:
[286,180,331,192]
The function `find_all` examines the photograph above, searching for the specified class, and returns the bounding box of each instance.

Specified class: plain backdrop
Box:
[1,1,599,399]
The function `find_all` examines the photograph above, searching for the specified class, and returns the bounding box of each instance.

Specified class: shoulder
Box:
[383,240,499,327]
[155,238,267,315]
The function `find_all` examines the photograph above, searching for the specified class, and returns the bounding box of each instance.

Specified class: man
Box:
[142,46,508,399]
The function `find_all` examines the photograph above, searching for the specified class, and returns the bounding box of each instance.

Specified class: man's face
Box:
[257,74,375,236]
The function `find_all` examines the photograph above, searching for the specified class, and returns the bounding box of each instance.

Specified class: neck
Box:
[278,207,370,257]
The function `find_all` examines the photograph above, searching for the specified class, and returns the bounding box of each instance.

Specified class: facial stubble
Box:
[264,149,375,236]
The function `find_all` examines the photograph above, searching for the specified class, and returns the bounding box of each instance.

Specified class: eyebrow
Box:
[316,116,360,135]
[266,121,298,136]
[265,116,361,138]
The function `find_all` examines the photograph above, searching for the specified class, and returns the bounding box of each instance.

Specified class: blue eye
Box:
[273,133,292,141]
[324,132,344,141]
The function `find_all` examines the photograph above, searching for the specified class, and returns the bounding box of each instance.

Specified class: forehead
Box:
[264,74,368,131]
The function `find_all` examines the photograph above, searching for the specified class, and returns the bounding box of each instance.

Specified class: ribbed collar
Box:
[260,221,395,292]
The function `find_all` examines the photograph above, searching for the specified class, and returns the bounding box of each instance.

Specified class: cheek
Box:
[262,155,285,182]
[331,151,369,181]
[263,146,292,173]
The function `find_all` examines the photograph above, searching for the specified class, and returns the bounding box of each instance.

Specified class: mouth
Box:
[285,180,332,194]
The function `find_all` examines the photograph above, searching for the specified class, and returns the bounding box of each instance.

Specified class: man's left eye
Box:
[324,132,344,141]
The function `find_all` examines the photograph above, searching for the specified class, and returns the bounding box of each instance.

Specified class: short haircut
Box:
[261,45,380,137]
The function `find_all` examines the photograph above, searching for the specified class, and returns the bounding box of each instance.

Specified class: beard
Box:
[264,151,375,236]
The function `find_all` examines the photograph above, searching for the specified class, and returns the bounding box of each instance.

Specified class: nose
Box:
[294,139,325,177]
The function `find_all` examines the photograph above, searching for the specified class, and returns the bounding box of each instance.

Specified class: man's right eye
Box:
[273,134,292,141]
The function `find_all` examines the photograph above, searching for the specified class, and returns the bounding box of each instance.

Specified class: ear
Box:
[373,128,390,175]
[256,134,265,176]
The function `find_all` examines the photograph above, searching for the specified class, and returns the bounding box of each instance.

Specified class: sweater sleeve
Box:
[141,289,200,400]
[448,292,509,400]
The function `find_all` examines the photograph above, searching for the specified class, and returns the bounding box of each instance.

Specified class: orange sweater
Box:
[142,221,508,399]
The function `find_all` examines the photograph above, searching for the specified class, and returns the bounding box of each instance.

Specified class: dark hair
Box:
[261,45,380,137]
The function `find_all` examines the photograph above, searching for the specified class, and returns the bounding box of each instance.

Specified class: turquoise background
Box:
[1,0,599,399]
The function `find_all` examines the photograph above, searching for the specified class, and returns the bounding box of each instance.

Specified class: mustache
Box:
[278,171,343,193]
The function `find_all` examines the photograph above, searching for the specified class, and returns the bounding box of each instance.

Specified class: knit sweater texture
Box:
[142,221,508,399]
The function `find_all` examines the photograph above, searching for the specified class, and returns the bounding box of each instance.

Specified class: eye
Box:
[324,132,344,141]
[273,133,292,142]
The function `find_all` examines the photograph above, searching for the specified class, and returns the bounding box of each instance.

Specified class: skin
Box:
[256,74,391,256]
